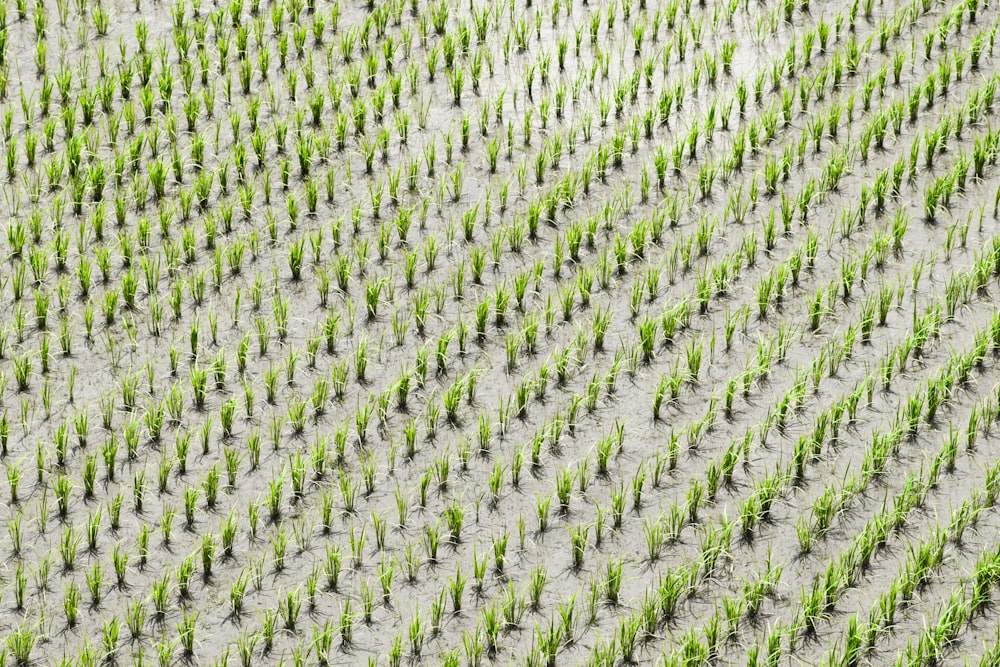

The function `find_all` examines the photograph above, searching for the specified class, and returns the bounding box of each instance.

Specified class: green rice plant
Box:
[6,508,24,557]
[6,620,40,665]
[686,339,703,382]
[536,493,552,533]
[604,557,624,606]
[444,378,464,424]
[796,515,814,554]
[197,531,217,577]
[250,605,276,656]
[271,525,290,571]
[52,473,72,517]
[278,588,302,631]
[174,551,198,600]
[447,562,467,613]
[644,516,665,562]
[62,578,82,628]
[86,560,104,605]
[177,609,197,655]
[202,463,222,507]
[595,431,614,476]
[60,522,81,570]
[445,498,464,542]
[147,570,171,619]
[661,503,687,543]
[101,616,121,660]
[310,619,336,665]
[740,494,763,540]
[632,464,647,510]
[527,564,548,611]
[638,315,657,361]
[610,484,626,530]
[354,337,369,382]
[338,598,354,646]
[424,521,442,564]
[686,477,705,524]
[555,466,573,511]
[110,539,130,585]
[12,353,31,391]
[184,484,199,526]
[409,608,425,656]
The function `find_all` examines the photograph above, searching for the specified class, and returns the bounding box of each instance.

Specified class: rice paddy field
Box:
[2,0,1000,664]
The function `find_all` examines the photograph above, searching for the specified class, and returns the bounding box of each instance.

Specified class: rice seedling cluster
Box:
[2,0,1000,663]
